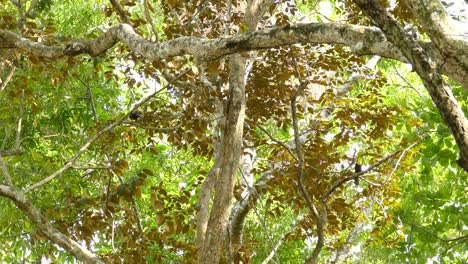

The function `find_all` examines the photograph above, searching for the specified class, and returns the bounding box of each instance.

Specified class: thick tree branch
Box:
[353,0,468,172]
[402,0,468,71]
[0,185,104,263]
[1,23,466,88]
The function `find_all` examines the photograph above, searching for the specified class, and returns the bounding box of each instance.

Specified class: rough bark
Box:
[0,185,104,264]
[402,0,468,71]
[230,149,255,264]
[352,0,468,172]
[199,54,246,263]
[226,2,275,262]
[196,77,224,258]
[1,23,466,88]
[196,166,219,256]
[198,2,273,263]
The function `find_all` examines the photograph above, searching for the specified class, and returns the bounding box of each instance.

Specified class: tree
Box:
[0,0,466,263]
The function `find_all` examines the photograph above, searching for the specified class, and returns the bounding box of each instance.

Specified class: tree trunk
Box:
[198,54,246,263]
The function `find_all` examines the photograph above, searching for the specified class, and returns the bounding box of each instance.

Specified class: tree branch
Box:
[256,124,298,162]
[352,0,468,172]
[0,148,24,157]
[321,152,399,203]
[199,53,246,264]
[109,0,133,26]
[402,0,468,71]
[199,2,273,262]
[1,23,466,87]
[122,121,181,131]
[410,223,468,243]
[142,0,158,42]
[0,62,16,93]
[0,156,13,186]
[0,185,104,263]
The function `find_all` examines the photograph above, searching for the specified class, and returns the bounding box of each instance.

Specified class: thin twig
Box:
[386,137,425,182]
[104,169,113,216]
[289,46,325,264]
[15,89,24,149]
[116,175,143,235]
[109,0,133,26]
[262,215,305,264]
[122,121,181,131]
[411,223,468,243]
[0,63,16,93]
[71,166,109,170]
[143,0,158,42]
[440,237,468,257]
[392,64,424,100]
[78,78,99,122]
[240,168,277,248]
[111,219,116,252]
[256,124,298,161]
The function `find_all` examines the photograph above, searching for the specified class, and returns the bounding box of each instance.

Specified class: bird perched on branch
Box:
[129,111,142,121]
[354,163,362,185]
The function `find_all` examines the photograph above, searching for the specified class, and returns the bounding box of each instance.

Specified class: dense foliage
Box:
[0,0,466,263]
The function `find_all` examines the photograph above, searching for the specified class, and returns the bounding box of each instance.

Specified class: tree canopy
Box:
[0,0,467,263]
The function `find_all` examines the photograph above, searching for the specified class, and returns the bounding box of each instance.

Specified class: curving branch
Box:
[256,124,298,161]
[410,223,468,243]
[0,185,104,263]
[0,23,466,88]
[109,0,133,26]
[402,0,468,71]
[289,49,326,264]
[353,0,468,173]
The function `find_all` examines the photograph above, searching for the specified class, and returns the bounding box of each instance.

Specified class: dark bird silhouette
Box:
[129,111,142,120]
[354,163,362,185]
